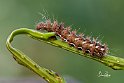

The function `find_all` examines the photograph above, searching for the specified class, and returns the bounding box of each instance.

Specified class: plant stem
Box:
[6,28,124,82]
[6,28,66,83]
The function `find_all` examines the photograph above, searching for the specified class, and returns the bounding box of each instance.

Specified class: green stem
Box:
[6,28,66,83]
[6,28,124,82]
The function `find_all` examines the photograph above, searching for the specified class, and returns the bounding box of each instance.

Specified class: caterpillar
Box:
[36,19,108,58]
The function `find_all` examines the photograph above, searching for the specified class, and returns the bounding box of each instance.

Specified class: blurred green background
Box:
[0,0,124,83]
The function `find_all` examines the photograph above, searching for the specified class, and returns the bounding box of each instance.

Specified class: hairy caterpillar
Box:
[36,19,108,58]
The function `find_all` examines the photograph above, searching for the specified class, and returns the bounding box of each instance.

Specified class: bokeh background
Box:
[0,0,124,83]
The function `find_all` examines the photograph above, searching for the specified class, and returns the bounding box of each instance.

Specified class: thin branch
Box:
[6,28,66,83]
[6,28,124,82]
